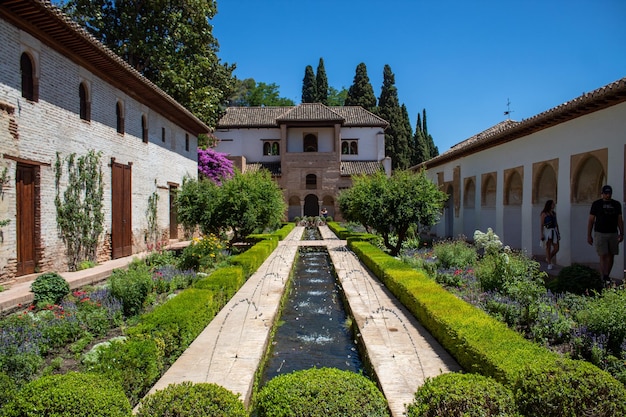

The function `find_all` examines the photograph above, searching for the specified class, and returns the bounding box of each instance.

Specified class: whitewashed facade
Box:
[214,104,390,220]
[0,0,207,283]
[415,78,626,279]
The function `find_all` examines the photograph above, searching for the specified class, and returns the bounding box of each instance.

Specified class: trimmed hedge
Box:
[407,372,519,417]
[2,372,131,417]
[255,367,390,417]
[348,240,626,416]
[136,381,247,417]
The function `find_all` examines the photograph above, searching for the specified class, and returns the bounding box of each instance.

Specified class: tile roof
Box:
[217,104,388,129]
[0,0,209,135]
[416,76,626,169]
[245,162,282,176]
[340,161,384,176]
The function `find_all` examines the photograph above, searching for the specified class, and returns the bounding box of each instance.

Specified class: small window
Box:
[161,127,166,142]
[303,134,317,152]
[306,174,317,189]
[79,82,91,121]
[20,53,37,102]
[341,140,358,155]
[116,101,124,134]
[185,133,189,151]
[142,115,148,143]
[263,141,280,155]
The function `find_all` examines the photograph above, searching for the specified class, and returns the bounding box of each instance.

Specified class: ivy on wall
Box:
[54,150,104,271]
[146,188,159,246]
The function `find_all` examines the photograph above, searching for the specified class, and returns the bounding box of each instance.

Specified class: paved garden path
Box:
[141,226,461,416]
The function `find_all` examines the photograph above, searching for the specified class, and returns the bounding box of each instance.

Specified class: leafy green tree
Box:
[228,78,294,107]
[302,65,317,103]
[338,170,446,256]
[327,86,348,106]
[60,0,236,127]
[345,62,377,112]
[176,171,286,243]
[315,58,329,104]
[377,65,411,170]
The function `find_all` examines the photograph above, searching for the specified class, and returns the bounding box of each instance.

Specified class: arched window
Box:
[141,114,148,143]
[79,82,91,121]
[303,134,317,152]
[263,142,271,155]
[306,174,317,189]
[350,141,358,155]
[272,142,280,155]
[116,101,124,134]
[20,53,37,101]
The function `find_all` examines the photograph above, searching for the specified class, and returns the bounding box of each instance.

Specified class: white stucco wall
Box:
[427,101,626,277]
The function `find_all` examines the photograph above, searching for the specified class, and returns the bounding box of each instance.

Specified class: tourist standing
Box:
[587,185,624,284]
[540,199,560,270]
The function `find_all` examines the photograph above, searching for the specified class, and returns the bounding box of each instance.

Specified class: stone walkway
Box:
[141,226,461,416]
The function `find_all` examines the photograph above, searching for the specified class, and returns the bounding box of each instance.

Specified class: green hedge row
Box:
[348,240,626,416]
[1,224,296,416]
[326,221,378,242]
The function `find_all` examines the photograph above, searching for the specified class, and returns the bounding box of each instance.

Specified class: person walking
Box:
[587,185,624,285]
[540,199,560,270]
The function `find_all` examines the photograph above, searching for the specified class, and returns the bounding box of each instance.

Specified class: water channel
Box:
[260,228,365,383]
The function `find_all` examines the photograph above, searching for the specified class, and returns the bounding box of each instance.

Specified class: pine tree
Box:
[345,63,377,112]
[377,65,411,170]
[302,65,317,103]
[315,58,329,105]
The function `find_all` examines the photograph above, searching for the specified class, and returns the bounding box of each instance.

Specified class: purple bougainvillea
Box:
[197,148,234,184]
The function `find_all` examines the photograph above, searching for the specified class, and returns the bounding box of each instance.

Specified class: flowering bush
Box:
[197,148,234,184]
[178,234,226,272]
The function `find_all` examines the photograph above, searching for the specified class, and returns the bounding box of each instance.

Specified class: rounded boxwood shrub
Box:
[547,263,602,294]
[135,381,247,417]
[30,272,70,306]
[83,338,163,405]
[406,372,519,417]
[255,367,390,417]
[514,358,626,417]
[2,372,131,417]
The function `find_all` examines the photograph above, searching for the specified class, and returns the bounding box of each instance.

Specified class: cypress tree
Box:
[412,112,429,165]
[377,65,411,169]
[422,109,439,157]
[302,65,317,103]
[315,58,329,105]
[345,62,377,112]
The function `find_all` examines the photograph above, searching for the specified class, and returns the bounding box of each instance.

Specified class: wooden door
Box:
[16,164,36,275]
[169,185,178,239]
[111,162,132,258]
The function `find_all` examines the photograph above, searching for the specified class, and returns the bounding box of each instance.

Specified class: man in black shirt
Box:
[587,185,624,284]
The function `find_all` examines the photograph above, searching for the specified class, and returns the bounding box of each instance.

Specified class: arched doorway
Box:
[304,194,319,217]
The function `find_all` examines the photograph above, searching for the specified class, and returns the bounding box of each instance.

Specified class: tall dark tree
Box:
[302,65,317,103]
[377,65,411,170]
[61,0,236,127]
[315,58,329,105]
[422,109,439,157]
[412,112,430,165]
[345,63,377,112]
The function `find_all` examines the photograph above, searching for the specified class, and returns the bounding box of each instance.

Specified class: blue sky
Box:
[212,0,626,153]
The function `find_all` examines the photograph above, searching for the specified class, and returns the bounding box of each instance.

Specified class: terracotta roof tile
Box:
[217,103,388,129]
[340,161,383,176]
[416,76,626,169]
[245,162,282,176]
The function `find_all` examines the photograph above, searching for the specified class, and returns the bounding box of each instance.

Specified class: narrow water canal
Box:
[261,229,364,383]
